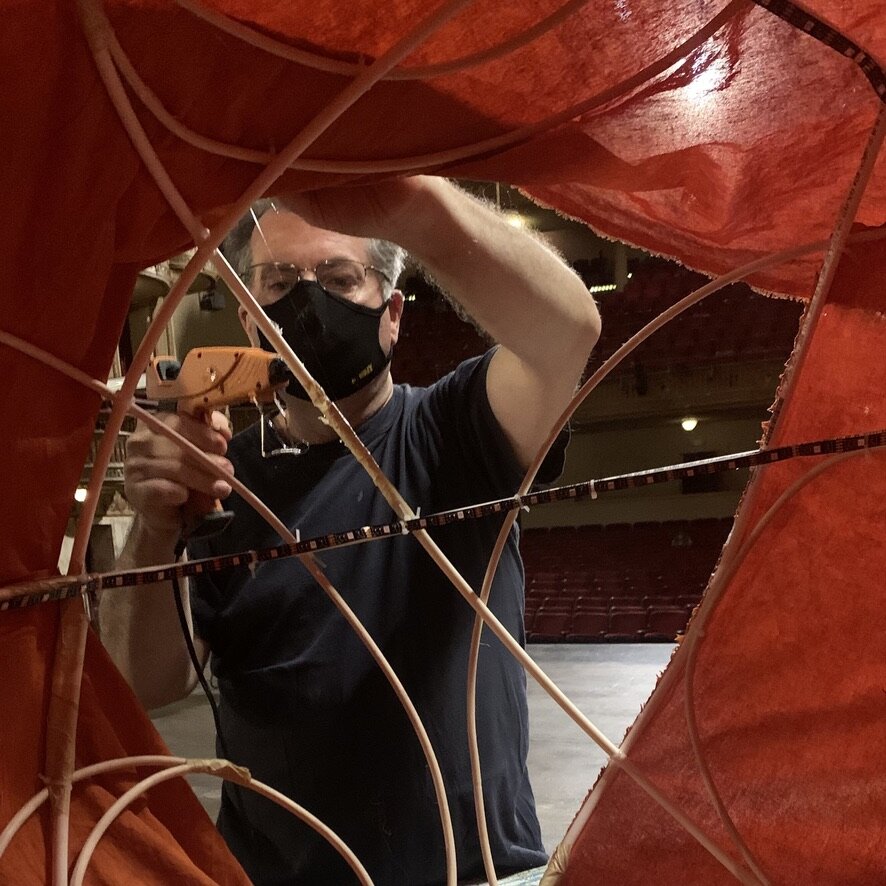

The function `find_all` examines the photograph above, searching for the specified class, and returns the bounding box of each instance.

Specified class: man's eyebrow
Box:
[323,254,363,264]
[262,255,363,267]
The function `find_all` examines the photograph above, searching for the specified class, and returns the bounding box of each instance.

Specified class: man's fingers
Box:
[180,450,234,483]
[126,441,234,486]
[208,409,233,442]
[129,414,231,461]
[124,411,234,532]
[136,478,191,510]
[128,455,232,498]
[171,458,233,499]
[133,412,229,454]
[172,411,230,453]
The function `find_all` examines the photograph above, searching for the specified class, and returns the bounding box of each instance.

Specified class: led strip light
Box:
[3,428,882,611]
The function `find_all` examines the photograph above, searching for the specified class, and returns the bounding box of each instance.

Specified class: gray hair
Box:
[221,198,406,298]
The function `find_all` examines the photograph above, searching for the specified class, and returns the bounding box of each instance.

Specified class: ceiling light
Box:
[588,283,617,293]
[681,417,699,432]
[504,212,526,228]
[74,487,88,502]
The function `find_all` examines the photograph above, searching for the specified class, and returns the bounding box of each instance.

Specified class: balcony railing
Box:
[80,419,135,487]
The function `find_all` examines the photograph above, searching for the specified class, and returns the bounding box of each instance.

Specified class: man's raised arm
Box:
[287,177,601,470]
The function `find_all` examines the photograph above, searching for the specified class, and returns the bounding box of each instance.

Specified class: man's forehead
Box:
[249,208,370,265]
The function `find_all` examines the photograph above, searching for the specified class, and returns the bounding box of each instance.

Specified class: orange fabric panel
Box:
[73,1,886,293]
[802,1,886,59]
[0,4,247,881]
[0,608,248,883]
[559,240,886,883]
[506,9,885,297]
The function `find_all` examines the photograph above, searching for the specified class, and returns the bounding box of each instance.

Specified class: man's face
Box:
[239,209,402,354]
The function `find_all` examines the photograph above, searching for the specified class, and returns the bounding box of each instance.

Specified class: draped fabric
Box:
[0,1,883,881]
[556,242,886,885]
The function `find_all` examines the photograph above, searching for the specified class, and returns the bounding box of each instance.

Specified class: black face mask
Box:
[257,279,392,401]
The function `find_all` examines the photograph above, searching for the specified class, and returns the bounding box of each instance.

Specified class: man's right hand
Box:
[123,410,234,540]
[102,410,227,708]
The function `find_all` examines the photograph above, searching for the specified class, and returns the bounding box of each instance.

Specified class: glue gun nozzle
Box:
[268,358,294,388]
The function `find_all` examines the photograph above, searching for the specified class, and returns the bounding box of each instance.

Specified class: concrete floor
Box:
[150,643,674,860]
[524,643,673,851]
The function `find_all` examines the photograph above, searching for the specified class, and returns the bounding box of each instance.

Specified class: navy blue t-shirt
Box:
[189,353,551,885]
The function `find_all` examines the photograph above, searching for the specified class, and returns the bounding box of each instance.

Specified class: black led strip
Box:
[1,429,883,611]
[753,0,886,101]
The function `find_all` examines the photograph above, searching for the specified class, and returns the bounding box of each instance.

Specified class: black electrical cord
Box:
[171,540,229,757]
[170,539,254,835]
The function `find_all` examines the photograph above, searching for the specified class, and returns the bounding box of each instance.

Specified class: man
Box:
[102,177,600,884]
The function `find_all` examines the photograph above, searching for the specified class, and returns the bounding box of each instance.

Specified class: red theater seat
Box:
[567,610,608,642]
[520,518,734,641]
[576,595,608,610]
[646,606,691,641]
[606,608,646,640]
[528,610,570,642]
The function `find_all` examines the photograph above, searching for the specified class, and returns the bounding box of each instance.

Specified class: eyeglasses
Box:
[249,259,391,305]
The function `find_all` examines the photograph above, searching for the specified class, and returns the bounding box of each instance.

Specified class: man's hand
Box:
[280,177,427,243]
[124,410,234,541]
[102,410,226,709]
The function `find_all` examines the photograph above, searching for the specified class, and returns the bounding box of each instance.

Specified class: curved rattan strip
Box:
[175,0,594,82]
[67,759,372,885]
[0,331,450,881]
[56,2,477,883]
[552,102,886,876]
[682,447,877,886]
[0,756,183,858]
[676,103,886,885]
[106,1,746,175]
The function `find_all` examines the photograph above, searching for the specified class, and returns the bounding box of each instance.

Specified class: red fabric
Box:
[560,241,886,884]
[0,608,248,883]
[0,1,883,881]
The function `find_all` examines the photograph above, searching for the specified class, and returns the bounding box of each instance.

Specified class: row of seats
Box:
[528,572,711,589]
[527,604,691,642]
[391,264,802,388]
[393,298,487,387]
[527,568,713,590]
[522,518,732,546]
[522,520,730,581]
[526,594,701,613]
[524,521,730,560]
[585,293,800,372]
[521,519,728,641]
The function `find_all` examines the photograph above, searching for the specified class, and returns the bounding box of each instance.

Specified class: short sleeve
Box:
[425,348,569,496]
